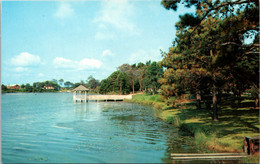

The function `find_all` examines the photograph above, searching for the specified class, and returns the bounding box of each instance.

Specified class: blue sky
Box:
[2,0,194,85]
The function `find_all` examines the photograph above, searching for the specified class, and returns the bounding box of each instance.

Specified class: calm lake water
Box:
[2,93,177,163]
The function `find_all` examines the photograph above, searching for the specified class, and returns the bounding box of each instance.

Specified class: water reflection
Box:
[2,93,177,163]
[73,103,102,121]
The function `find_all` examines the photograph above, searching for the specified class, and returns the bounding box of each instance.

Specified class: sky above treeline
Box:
[2,0,195,85]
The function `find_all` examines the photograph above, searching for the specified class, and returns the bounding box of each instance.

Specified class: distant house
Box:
[42,86,54,90]
[7,84,20,89]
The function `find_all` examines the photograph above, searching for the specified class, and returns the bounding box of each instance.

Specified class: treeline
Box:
[159,0,259,120]
[99,61,163,95]
[1,61,163,94]
[1,1,258,123]
[1,76,101,93]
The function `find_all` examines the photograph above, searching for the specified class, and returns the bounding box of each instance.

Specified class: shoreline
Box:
[124,94,259,163]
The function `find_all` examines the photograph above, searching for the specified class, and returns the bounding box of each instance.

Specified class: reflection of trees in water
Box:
[72,102,190,162]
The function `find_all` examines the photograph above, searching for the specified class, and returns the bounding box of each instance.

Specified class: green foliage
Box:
[126,94,169,110]
[160,0,259,120]
[143,61,163,94]
[72,82,81,89]
[1,84,7,92]
[24,83,33,92]
[86,75,100,90]
[64,81,73,88]
[176,13,200,30]
[58,79,64,86]
[118,63,137,94]
[52,79,58,84]
[99,79,110,94]
[32,81,60,92]
[99,61,162,95]
[99,71,130,94]
[161,95,259,155]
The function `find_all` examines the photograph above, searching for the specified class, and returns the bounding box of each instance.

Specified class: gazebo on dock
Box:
[73,85,89,102]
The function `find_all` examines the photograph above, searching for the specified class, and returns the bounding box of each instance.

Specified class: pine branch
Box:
[189,0,253,36]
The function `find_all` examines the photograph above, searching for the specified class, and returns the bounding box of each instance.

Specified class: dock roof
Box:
[73,85,89,91]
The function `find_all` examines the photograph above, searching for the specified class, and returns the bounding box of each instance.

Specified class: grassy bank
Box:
[126,94,259,163]
[125,94,168,109]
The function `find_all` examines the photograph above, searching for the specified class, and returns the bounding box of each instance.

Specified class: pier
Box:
[171,153,247,161]
[73,94,132,102]
[73,85,132,102]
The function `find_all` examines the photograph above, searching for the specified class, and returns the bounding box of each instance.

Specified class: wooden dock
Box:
[171,153,247,161]
[73,94,132,102]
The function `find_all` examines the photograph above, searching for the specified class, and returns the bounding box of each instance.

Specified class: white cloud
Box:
[94,0,139,39]
[54,2,74,19]
[53,57,77,69]
[102,49,115,57]
[53,57,102,70]
[13,67,29,73]
[129,48,163,64]
[11,52,41,67]
[79,58,102,70]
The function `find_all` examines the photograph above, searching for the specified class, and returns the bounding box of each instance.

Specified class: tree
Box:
[116,71,130,94]
[73,82,81,88]
[136,62,146,92]
[33,82,43,92]
[86,76,100,90]
[99,70,130,94]
[59,79,64,87]
[21,84,25,89]
[1,84,7,92]
[99,70,131,94]
[24,83,33,92]
[64,81,73,88]
[118,64,137,94]
[144,61,163,95]
[80,80,85,85]
[161,0,259,120]
[52,79,58,84]
[99,79,110,94]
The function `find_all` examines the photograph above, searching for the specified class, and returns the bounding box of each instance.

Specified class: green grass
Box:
[126,94,260,163]
[174,105,259,152]
[125,94,169,110]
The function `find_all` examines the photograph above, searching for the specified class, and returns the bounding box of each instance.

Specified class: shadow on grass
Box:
[175,98,259,140]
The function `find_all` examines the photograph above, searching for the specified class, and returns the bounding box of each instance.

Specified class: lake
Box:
[1,92,176,163]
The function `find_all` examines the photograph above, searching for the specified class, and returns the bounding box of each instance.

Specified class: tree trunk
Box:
[210,49,218,120]
[217,90,222,112]
[196,90,201,110]
[212,83,218,121]
[120,83,122,95]
[139,79,143,91]
[132,79,135,94]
